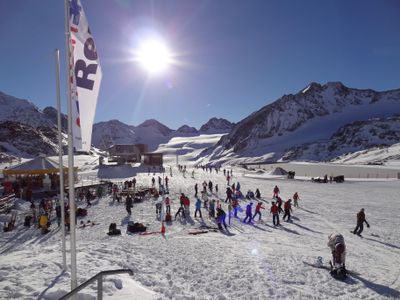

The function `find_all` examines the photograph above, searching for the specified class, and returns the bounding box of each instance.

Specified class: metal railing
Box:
[59,269,133,300]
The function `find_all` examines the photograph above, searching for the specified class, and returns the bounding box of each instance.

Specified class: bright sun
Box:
[135,39,172,74]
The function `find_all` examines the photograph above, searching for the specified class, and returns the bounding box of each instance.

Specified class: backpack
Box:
[109,223,117,232]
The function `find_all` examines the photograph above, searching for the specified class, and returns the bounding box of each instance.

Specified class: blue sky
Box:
[1,0,399,129]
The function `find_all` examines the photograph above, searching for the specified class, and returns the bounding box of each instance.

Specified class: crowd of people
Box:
[9,164,372,280]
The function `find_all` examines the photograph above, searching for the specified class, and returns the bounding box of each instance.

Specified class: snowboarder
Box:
[293,192,300,208]
[252,202,265,221]
[270,202,280,226]
[194,197,202,218]
[327,233,347,279]
[352,208,370,236]
[243,202,253,224]
[283,199,292,222]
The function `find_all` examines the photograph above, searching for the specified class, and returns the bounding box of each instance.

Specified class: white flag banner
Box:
[68,0,102,152]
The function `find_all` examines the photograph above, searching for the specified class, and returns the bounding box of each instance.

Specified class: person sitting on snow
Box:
[327,233,346,279]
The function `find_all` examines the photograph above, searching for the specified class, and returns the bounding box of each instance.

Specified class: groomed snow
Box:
[0,134,399,299]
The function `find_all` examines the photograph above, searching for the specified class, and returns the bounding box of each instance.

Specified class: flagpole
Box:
[64,0,78,290]
[54,49,67,271]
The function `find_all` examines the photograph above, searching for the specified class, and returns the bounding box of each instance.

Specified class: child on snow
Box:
[282,199,292,222]
[252,202,265,221]
[243,203,253,224]
[270,202,280,226]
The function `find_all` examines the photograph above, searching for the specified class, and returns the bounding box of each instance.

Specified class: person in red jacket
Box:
[283,199,292,222]
[270,202,280,226]
[273,185,280,198]
[293,192,300,208]
[352,208,370,236]
[252,202,265,221]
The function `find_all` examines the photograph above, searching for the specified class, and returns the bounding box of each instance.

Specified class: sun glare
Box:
[135,39,172,75]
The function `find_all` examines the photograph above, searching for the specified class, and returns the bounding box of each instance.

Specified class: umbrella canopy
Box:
[2,156,70,175]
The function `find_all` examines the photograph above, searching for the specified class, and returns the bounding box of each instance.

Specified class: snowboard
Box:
[188,230,209,235]
[303,261,360,277]
[139,231,162,236]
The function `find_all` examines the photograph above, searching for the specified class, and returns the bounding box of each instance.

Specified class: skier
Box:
[270,201,280,226]
[352,208,370,236]
[255,188,261,199]
[151,177,155,187]
[252,201,265,221]
[273,185,280,198]
[165,196,171,214]
[216,207,228,230]
[283,199,292,222]
[215,184,219,194]
[194,197,202,218]
[243,202,253,224]
[194,183,198,197]
[126,194,133,215]
[208,180,213,193]
[155,198,162,218]
[293,192,300,208]
[327,233,346,279]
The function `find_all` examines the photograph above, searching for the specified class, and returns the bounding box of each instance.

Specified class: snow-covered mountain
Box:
[0,121,61,160]
[0,91,63,129]
[199,117,234,133]
[282,115,400,161]
[0,92,68,159]
[199,82,400,164]
[91,117,233,151]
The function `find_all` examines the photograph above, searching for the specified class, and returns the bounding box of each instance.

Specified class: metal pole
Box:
[54,49,67,271]
[97,277,103,300]
[64,0,78,290]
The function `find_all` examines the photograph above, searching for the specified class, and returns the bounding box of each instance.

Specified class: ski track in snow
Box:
[0,160,400,299]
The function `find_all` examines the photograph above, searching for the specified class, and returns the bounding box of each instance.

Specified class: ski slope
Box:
[1,158,399,299]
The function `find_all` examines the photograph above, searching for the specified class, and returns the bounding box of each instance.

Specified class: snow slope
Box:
[0,152,399,299]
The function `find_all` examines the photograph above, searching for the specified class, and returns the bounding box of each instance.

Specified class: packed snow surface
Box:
[0,134,399,299]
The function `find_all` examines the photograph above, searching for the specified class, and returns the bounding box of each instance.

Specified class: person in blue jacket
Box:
[243,202,253,224]
[194,197,202,218]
